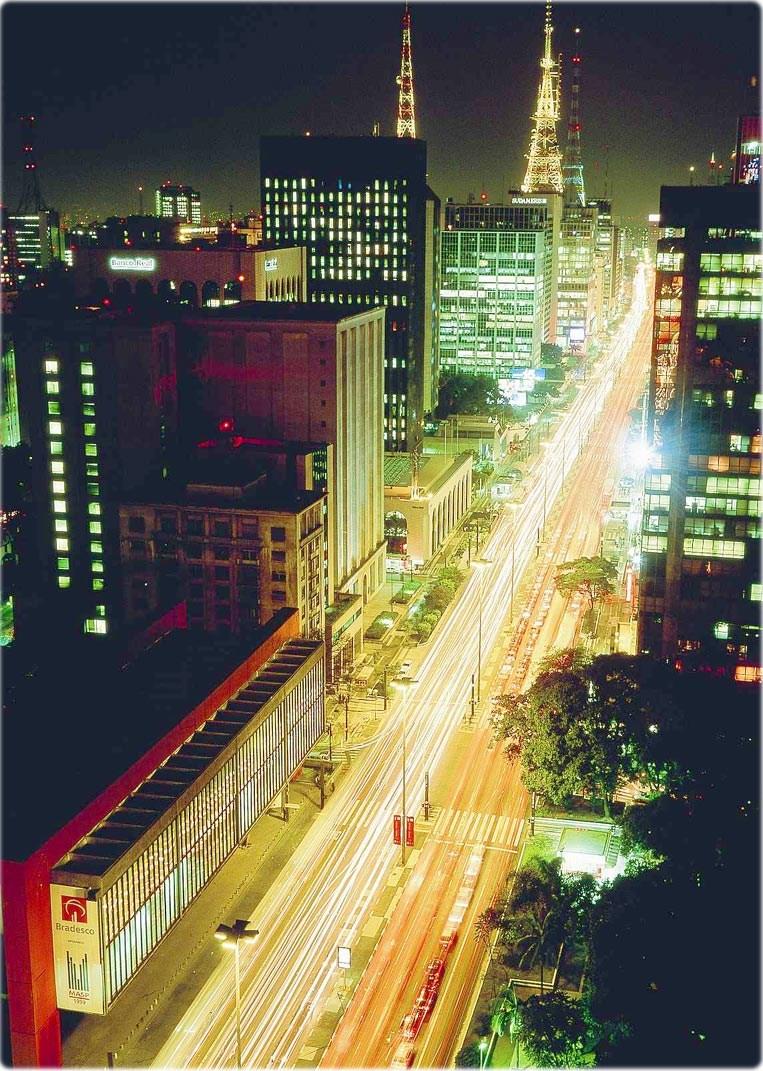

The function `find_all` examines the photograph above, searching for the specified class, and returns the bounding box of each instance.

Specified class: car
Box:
[391,1042,415,1068]
[400,659,413,676]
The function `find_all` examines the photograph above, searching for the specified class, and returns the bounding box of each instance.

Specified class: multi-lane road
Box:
[152,264,652,1068]
[322,268,654,1068]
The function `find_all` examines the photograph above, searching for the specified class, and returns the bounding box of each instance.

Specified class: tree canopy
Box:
[555,556,617,611]
[436,372,511,419]
[517,992,592,1067]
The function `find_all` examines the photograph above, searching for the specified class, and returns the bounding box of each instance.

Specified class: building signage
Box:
[264,257,278,272]
[108,255,156,272]
[50,883,105,1014]
[511,196,547,205]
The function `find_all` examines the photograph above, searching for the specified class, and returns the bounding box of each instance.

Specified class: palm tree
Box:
[503,859,566,993]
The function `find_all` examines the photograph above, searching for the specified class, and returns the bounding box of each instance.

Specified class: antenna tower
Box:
[521,3,563,194]
[562,27,586,206]
[396,3,416,138]
[17,115,48,213]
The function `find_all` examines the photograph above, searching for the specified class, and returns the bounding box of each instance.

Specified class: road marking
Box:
[432,808,523,849]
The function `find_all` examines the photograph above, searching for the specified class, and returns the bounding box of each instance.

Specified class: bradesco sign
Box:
[50,884,105,1014]
[108,255,156,272]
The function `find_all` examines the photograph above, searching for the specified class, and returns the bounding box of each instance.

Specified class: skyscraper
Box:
[260,135,439,449]
[638,183,761,681]
[439,196,561,382]
[155,183,202,224]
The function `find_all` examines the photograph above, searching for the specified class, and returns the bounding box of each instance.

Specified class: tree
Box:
[475,901,507,993]
[555,557,617,612]
[516,992,591,1067]
[534,646,591,678]
[437,372,511,419]
[491,676,592,806]
[454,1043,482,1068]
[503,858,569,993]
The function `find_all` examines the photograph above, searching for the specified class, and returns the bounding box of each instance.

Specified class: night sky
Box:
[2,2,759,223]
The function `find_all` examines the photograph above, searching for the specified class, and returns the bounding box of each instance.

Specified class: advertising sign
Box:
[337,946,352,969]
[405,816,415,847]
[393,814,402,845]
[264,257,278,272]
[50,884,105,1014]
[108,255,156,272]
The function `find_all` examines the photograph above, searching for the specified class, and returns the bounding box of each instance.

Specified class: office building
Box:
[384,451,473,566]
[8,305,178,640]
[178,302,386,604]
[1,608,316,1067]
[587,197,618,325]
[556,201,599,351]
[156,183,202,224]
[439,195,561,383]
[72,243,306,307]
[638,183,761,681]
[260,135,439,449]
[119,441,328,637]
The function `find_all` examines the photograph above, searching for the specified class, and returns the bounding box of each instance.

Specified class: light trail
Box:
[152,265,652,1068]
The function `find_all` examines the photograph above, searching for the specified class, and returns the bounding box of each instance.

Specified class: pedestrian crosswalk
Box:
[432,808,523,851]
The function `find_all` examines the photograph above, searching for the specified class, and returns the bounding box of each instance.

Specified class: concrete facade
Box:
[384,451,473,566]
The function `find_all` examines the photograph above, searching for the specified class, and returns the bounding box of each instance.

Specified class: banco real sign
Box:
[50,884,105,1014]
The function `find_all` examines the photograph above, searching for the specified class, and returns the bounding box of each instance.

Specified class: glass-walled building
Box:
[51,637,324,1009]
[638,184,761,680]
[439,195,561,386]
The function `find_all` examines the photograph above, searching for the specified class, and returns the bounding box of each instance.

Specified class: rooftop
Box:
[185,300,383,325]
[2,612,296,861]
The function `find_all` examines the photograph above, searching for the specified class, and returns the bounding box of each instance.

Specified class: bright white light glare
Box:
[627,440,655,470]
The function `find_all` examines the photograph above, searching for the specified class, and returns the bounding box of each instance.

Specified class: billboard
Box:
[50,884,105,1014]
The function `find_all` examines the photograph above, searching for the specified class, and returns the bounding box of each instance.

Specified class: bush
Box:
[454,1043,482,1068]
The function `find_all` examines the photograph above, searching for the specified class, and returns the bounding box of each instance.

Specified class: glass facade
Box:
[639,185,761,675]
[439,201,557,381]
[556,202,598,350]
[53,639,324,1009]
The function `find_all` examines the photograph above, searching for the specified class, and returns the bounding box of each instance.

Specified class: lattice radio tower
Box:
[521,2,563,194]
[396,2,416,138]
[17,115,48,213]
[562,27,586,206]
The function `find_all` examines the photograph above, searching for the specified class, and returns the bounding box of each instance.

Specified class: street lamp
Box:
[215,919,259,1069]
[474,557,493,704]
[479,1037,489,1069]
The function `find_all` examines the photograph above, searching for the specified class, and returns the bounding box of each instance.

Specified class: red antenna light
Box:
[218,418,234,434]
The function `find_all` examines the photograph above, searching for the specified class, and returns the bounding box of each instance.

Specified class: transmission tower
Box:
[562,27,586,207]
[396,2,416,138]
[16,115,48,213]
[521,2,563,194]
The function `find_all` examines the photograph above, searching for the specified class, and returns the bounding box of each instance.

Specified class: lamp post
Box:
[479,1037,488,1069]
[474,557,493,704]
[215,919,259,1069]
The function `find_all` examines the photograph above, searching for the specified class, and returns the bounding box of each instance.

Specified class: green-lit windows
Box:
[48,420,63,436]
[749,583,762,601]
[44,358,59,374]
[45,379,60,394]
[683,537,746,559]
[80,361,94,377]
[58,576,71,589]
[713,621,730,640]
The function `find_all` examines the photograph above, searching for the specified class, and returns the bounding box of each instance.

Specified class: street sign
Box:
[406,816,415,847]
[393,814,402,845]
[337,946,351,969]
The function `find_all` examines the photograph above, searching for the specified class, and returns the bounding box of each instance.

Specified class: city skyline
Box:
[2,2,759,222]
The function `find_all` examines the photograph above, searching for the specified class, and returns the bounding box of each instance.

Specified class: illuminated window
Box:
[53,499,67,514]
[84,618,107,635]
[47,400,61,415]
[91,560,104,574]
[92,578,104,591]
[50,460,65,474]
[683,537,746,559]
[88,502,101,516]
[44,359,59,374]
[85,443,98,457]
[83,403,96,417]
[57,556,70,571]
[713,621,730,640]
[90,541,103,555]
[81,382,95,397]
[57,575,70,589]
[89,521,102,535]
[54,519,68,533]
[86,463,99,477]
[48,421,62,435]
[55,538,69,552]
[52,479,66,495]
[87,482,100,496]
[734,665,761,683]
[80,362,94,377]
[45,379,60,394]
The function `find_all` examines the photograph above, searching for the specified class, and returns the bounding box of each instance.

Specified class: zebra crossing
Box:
[432,808,524,852]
